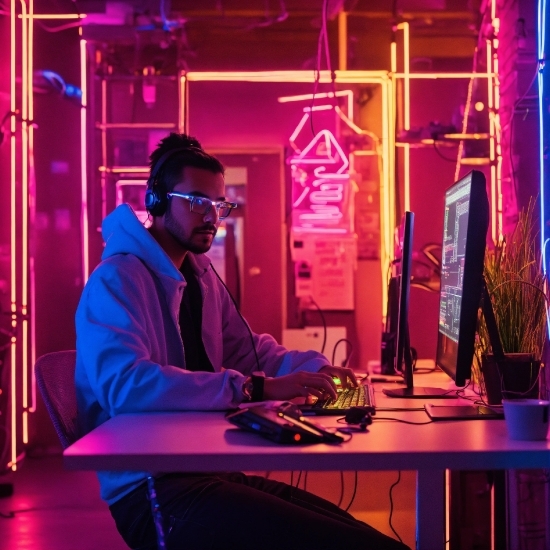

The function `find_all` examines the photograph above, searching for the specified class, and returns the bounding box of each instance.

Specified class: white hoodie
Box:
[75,204,329,504]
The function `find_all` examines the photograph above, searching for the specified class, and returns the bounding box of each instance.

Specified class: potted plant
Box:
[475,199,548,405]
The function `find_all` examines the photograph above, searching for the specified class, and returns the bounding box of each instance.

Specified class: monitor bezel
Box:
[436,170,489,387]
[395,211,414,384]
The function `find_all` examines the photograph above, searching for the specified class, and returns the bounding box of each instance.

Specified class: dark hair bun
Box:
[162,133,202,151]
[181,135,202,149]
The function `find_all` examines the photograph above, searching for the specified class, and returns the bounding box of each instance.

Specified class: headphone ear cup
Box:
[145,187,167,216]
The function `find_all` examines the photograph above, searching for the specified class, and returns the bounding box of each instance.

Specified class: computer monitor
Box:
[380,276,399,375]
[384,212,453,398]
[436,170,489,386]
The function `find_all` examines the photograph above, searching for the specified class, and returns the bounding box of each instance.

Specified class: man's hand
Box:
[263,371,339,402]
[318,365,358,390]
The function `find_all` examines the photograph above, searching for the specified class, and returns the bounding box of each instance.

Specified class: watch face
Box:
[242,378,253,401]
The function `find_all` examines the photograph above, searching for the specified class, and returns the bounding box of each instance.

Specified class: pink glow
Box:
[289,129,352,233]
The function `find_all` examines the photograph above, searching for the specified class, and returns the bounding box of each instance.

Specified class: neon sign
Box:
[290,129,351,233]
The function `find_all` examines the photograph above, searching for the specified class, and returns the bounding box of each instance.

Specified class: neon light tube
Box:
[338,11,347,71]
[393,72,492,79]
[279,91,356,123]
[10,0,17,472]
[304,105,333,112]
[18,13,86,18]
[289,113,310,149]
[178,71,186,133]
[96,123,176,129]
[278,90,352,102]
[381,79,391,312]
[20,0,29,440]
[21,0,33,444]
[27,0,36,414]
[101,77,107,219]
[539,0,547,274]
[186,70,388,83]
[398,22,410,131]
[99,166,151,173]
[81,38,89,283]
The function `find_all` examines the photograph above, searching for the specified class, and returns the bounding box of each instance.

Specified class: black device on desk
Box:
[383,171,493,418]
[225,404,344,444]
[425,404,504,420]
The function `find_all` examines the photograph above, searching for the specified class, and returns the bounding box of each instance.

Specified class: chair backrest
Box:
[35,350,78,449]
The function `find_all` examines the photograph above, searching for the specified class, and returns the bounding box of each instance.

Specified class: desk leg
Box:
[417,469,445,550]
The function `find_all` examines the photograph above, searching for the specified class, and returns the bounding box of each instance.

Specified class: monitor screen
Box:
[436,170,489,386]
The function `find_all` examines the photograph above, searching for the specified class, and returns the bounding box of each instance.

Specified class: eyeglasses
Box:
[167,192,237,220]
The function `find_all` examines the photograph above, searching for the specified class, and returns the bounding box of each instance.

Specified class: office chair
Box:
[35,350,166,549]
[35,350,79,449]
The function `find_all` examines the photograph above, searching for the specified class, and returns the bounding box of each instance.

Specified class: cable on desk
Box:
[388,470,403,543]
[373,417,434,425]
[344,471,358,512]
[376,407,426,412]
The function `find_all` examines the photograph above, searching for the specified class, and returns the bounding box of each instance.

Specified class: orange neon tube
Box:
[18,13,86,18]
[186,70,387,83]
[101,77,107,219]
[178,72,186,133]
[396,23,410,212]
[393,72,491,79]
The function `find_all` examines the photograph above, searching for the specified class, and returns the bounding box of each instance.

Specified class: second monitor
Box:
[383,170,489,398]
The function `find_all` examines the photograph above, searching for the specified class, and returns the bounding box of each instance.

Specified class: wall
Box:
[189,79,388,367]
[0,8,12,468]
[30,26,83,450]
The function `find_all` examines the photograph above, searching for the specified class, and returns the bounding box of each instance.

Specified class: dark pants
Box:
[109,472,410,550]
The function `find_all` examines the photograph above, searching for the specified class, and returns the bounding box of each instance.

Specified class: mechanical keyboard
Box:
[309,384,376,415]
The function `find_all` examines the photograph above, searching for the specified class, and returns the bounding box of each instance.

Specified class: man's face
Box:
[163,166,226,255]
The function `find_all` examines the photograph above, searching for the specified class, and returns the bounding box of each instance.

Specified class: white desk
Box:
[64,379,550,550]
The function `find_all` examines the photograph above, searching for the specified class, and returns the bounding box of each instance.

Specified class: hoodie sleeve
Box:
[75,260,249,421]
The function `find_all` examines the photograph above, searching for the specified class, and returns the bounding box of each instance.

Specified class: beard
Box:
[164,207,217,255]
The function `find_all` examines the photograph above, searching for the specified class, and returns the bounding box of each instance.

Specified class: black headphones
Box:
[144,147,190,216]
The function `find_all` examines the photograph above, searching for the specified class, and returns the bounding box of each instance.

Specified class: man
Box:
[76,133,409,549]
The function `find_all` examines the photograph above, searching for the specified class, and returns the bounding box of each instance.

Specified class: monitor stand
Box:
[383,329,455,399]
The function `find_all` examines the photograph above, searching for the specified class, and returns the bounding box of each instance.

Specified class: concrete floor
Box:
[0,453,416,550]
[0,453,127,550]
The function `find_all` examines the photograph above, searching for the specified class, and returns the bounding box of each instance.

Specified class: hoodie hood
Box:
[101,204,212,280]
[101,204,182,280]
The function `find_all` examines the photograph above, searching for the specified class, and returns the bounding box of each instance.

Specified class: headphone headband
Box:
[145,146,199,216]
